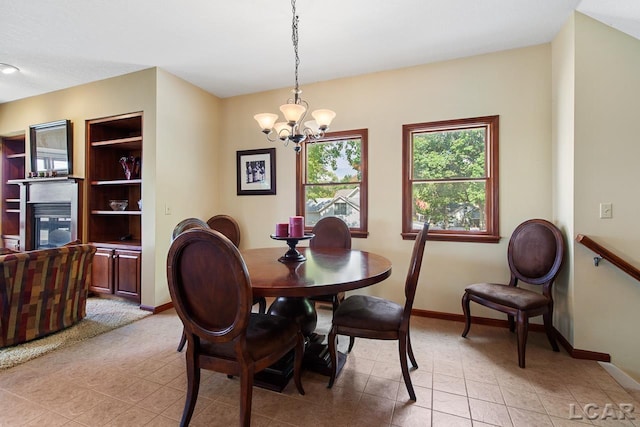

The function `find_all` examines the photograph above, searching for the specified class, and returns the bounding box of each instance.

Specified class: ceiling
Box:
[1,0,640,105]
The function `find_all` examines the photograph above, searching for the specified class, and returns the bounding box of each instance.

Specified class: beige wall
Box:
[220,45,554,316]
[572,13,640,379]
[551,13,577,343]
[151,69,222,306]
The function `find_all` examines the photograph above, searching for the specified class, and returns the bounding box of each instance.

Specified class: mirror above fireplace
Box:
[29,119,73,176]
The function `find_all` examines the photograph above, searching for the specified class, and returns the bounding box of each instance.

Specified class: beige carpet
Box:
[0,297,151,370]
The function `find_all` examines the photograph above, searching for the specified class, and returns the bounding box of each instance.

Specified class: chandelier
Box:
[254,0,336,153]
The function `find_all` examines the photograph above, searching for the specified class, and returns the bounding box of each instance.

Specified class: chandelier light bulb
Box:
[254,113,279,133]
[279,103,306,124]
[273,122,290,140]
[311,109,336,129]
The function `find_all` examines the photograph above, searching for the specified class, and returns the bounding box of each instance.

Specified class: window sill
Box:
[401,232,501,243]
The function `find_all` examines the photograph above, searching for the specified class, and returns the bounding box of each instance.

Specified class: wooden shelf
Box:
[5,199,20,203]
[5,209,20,214]
[6,153,26,159]
[91,136,142,149]
[91,179,142,186]
[91,210,142,215]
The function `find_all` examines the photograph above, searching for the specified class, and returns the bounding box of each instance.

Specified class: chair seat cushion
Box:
[333,295,403,331]
[200,313,298,361]
[465,283,549,310]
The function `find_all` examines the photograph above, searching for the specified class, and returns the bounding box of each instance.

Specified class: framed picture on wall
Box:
[236,148,276,195]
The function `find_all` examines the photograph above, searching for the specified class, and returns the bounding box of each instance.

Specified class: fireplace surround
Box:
[11,177,82,251]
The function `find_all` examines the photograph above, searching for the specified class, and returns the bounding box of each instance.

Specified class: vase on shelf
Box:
[119,156,141,180]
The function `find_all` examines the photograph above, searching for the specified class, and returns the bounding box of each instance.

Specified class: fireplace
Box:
[32,203,72,249]
[15,178,82,251]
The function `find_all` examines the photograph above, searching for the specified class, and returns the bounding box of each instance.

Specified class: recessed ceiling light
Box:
[0,63,20,74]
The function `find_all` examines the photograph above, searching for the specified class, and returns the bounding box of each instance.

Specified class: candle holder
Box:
[270,233,314,262]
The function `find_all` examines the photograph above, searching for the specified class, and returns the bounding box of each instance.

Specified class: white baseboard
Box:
[599,362,640,391]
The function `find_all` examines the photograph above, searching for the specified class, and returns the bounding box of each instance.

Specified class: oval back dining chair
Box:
[207,214,241,247]
[327,222,429,401]
[167,228,305,427]
[461,218,565,368]
[172,217,209,241]
[173,217,265,353]
[207,214,267,315]
[308,216,352,313]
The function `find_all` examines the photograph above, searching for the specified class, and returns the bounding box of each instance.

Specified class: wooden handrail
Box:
[576,234,640,282]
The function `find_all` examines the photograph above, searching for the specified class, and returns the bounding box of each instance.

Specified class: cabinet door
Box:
[114,249,141,301]
[91,248,114,294]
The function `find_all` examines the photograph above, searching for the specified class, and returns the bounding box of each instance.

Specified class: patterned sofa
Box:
[0,244,97,347]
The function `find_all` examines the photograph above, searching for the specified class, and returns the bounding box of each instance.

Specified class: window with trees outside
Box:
[296,129,368,237]
[402,116,499,242]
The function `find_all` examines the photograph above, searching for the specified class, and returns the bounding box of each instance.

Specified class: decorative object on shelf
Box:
[236,148,276,195]
[270,233,314,263]
[109,200,128,211]
[119,156,141,180]
[253,0,336,153]
[137,199,142,210]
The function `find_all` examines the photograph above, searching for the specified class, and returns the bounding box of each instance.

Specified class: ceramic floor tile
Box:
[391,401,432,427]
[468,397,513,427]
[432,390,470,419]
[431,410,472,427]
[1,309,637,427]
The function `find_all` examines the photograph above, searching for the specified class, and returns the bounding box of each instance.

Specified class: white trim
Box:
[599,362,640,391]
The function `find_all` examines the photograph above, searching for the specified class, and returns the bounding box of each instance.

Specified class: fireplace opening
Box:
[32,203,72,249]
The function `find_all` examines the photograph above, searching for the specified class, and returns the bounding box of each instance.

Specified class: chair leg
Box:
[543,310,559,352]
[327,326,339,388]
[461,292,472,337]
[347,336,355,353]
[516,311,529,368]
[257,297,267,314]
[399,333,417,401]
[239,366,254,427]
[180,347,200,426]
[508,314,515,332]
[407,330,418,369]
[177,329,186,352]
[293,331,306,395]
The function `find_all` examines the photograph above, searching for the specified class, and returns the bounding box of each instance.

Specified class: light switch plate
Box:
[599,203,612,219]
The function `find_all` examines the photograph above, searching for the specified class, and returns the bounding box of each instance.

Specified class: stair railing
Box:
[576,234,640,282]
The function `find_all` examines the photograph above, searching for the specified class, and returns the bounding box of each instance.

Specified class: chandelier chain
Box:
[291,0,300,95]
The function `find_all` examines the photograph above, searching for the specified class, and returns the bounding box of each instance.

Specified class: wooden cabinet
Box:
[86,112,143,302]
[1,134,26,250]
[90,245,141,300]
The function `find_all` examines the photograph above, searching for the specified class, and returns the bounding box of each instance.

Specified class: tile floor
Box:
[0,304,638,426]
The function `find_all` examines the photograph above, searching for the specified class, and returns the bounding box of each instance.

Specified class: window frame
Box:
[296,129,369,238]
[402,116,499,243]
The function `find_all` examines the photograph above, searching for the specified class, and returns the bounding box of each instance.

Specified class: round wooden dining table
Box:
[242,246,393,298]
[240,246,392,390]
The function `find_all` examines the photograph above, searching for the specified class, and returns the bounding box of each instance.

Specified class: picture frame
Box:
[237,148,276,195]
[29,119,73,176]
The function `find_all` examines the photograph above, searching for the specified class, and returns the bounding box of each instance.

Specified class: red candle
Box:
[289,216,304,238]
[275,223,289,237]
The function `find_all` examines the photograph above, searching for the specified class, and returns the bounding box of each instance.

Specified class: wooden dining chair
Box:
[207,214,267,315]
[173,217,265,352]
[308,216,352,312]
[327,222,429,401]
[167,228,305,427]
[172,217,208,240]
[462,218,565,368]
